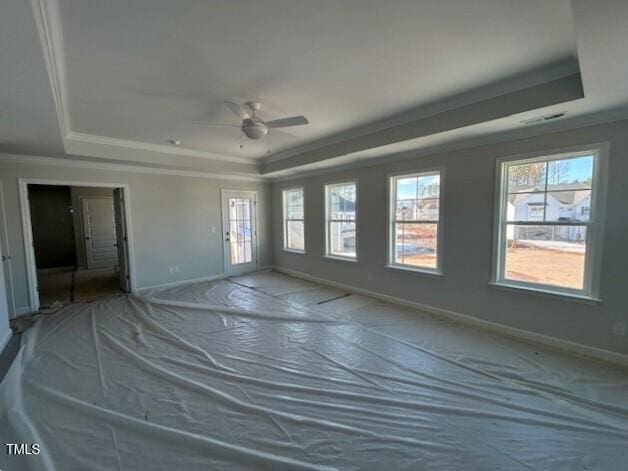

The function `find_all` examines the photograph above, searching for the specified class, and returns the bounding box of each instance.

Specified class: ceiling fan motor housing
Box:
[242,118,269,139]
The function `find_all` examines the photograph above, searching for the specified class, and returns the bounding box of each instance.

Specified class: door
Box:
[0,182,15,316]
[221,190,257,276]
[81,197,118,269]
[0,241,10,347]
[113,189,131,292]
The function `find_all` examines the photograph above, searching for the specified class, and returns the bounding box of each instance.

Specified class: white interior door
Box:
[113,189,130,292]
[81,197,118,269]
[221,190,258,276]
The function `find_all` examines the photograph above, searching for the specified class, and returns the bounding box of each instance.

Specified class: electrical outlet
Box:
[612,322,626,336]
[211,225,217,234]
[168,266,174,275]
[174,265,180,273]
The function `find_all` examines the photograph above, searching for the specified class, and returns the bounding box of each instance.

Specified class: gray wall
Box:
[272,119,628,355]
[0,160,272,314]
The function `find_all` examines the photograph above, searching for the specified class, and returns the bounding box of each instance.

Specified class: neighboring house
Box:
[397,196,439,221]
[507,183,590,242]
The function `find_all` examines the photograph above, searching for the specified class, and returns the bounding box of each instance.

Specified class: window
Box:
[229,198,253,264]
[282,188,305,252]
[494,150,604,297]
[325,181,357,259]
[528,206,544,221]
[389,171,442,272]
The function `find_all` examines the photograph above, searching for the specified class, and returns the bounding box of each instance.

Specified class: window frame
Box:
[386,168,444,276]
[282,187,305,253]
[491,144,608,301]
[323,180,358,262]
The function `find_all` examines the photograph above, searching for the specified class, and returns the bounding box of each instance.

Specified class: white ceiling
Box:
[1,0,628,177]
[58,0,575,159]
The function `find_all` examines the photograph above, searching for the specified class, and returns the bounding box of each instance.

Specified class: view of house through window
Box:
[499,153,595,291]
[325,182,357,259]
[390,171,441,271]
[282,188,305,251]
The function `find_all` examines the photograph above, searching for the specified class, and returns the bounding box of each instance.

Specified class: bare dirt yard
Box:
[505,247,585,290]
[397,242,584,290]
[397,254,437,268]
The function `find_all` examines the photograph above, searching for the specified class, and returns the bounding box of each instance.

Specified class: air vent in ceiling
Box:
[521,111,567,125]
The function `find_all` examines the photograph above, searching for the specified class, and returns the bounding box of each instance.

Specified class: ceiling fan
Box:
[193,101,309,140]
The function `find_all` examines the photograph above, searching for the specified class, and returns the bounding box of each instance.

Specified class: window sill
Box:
[282,248,305,255]
[489,281,601,305]
[323,255,358,263]
[385,265,443,278]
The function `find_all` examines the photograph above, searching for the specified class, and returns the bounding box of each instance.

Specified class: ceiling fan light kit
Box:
[193,100,310,144]
[242,119,269,140]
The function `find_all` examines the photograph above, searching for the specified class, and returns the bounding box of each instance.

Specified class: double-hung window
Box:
[493,149,605,298]
[325,181,357,260]
[282,188,305,252]
[389,170,442,273]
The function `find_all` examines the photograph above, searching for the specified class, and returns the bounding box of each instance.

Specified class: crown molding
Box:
[262,60,581,166]
[0,152,267,182]
[65,132,256,164]
[29,0,257,167]
[268,108,628,182]
[30,0,70,136]
[262,73,585,175]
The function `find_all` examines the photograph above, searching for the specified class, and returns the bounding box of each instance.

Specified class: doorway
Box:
[221,190,258,276]
[19,180,134,311]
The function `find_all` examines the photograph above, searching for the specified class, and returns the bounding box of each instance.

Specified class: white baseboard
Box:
[0,329,12,355]
[136,273,227,293]
[272,265,628,368]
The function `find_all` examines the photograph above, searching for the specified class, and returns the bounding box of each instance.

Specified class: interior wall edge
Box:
[272,265,628,369]
[0,329,11,355]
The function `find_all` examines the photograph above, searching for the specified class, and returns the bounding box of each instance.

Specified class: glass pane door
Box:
[229,197,253,265]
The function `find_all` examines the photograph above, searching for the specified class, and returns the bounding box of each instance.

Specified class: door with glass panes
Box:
[221,190,258,276]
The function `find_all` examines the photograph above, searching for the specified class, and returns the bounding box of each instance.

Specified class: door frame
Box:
[220,189,259,276]
[0,181,16,317]
[18,178,137,311]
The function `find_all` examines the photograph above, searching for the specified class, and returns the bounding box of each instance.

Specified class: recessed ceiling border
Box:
[0,152,267,182]
[29,0,256,166]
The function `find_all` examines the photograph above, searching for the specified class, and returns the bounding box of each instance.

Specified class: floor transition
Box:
[37,268,121,307]
[1,271,626,470]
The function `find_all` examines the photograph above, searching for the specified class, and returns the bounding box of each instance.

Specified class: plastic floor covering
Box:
[1,271,627,470]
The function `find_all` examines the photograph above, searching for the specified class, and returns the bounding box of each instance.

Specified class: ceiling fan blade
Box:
[265,115,309,128]
[224,101,249,119]
[192,122,241,128]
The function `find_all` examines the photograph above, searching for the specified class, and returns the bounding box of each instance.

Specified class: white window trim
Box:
[323,180,358,262]
[491,143,608,301]
[386,168,444,276]
[282,187,305,254]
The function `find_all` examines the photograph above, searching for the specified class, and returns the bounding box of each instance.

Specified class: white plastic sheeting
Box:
[1,271,627,470]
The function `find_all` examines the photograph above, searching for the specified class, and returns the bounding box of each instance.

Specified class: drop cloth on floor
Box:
[1,271,627,470]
